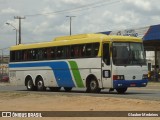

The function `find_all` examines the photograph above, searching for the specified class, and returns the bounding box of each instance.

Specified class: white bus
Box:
[9,34,148,93]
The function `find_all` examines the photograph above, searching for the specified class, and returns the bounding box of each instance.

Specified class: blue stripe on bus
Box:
[9,61,75,87]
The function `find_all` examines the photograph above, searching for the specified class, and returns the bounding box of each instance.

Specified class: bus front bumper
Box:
[113,79,148,89]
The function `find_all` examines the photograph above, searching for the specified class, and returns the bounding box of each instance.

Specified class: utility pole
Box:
[14,16,25,44]
[66,16,76,36]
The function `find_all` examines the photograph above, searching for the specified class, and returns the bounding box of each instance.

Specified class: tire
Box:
[26,78,36,91]
[86,78,101,93]
[50,87,61,92]
[64,87,72,92]
[36,77,46,91]
[116,88,127,94]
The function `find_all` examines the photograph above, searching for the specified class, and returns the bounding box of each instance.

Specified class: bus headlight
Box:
[113,75,125,80]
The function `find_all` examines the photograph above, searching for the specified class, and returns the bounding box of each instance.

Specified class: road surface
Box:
[0,82,159,101]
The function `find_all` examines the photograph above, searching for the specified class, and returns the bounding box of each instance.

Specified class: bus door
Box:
[101,42,112,88]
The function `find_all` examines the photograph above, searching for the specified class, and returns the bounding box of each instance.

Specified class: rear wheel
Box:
[116,88,127,94]
[86,78,101,93]
[36,77,46,91]
[26,78,36,91]
[50,87,61,92]
[64,87,72,92]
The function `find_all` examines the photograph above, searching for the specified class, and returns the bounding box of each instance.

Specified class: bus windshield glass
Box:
[112,42,146,66]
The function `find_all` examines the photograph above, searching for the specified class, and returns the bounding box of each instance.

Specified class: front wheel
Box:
[116,88,127,94]
[86,79,101,93]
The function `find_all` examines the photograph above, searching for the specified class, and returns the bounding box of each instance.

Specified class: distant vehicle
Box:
[9,34,148,94]
[1,76,9,82]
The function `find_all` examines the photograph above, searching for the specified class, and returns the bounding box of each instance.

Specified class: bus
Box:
[9,34,148,94]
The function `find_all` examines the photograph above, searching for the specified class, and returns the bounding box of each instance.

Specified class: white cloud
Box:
[33,22,49,34]
[54,24,69,34]
[62,0,85,4]
[103,11,111,16]
[1,7,19,14]
[42,7,55,19]
[125,0,151,11]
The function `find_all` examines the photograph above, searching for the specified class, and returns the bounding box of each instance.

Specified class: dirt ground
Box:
[0,90,160,120]
[0,82,160,120]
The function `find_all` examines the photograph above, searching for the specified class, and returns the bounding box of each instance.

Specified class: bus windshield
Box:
[112,42,146,66]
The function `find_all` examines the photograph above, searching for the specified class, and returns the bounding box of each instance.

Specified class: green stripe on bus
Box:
[68,61,84,88]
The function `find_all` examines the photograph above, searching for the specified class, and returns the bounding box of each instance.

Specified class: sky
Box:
[0,0,160,53]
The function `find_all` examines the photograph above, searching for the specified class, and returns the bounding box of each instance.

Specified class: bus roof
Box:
[10,34,142,51]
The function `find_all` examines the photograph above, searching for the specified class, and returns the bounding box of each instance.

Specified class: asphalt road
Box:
[0,82,159,101]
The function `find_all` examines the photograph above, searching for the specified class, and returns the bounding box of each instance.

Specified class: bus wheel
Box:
[116,88,127,94]
[26,79,36,91]
[86,79,101,93]
[50,87,61,92]
[36,77,46,91]
[64,87,72,92]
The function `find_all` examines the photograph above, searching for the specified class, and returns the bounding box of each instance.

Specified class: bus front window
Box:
[112,42,146,66]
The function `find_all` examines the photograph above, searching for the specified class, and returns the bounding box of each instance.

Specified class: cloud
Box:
[1,0,160,49]
[0,7,19,14]
[62,0,86,4]
[54,23,69,34]
[41,7,55,19]
[33,22,49,34]
[125,0,151,11]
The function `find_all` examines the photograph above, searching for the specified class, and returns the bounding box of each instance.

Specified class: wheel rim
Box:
[27,80,32,89]
[90,80,97,90]
[37,81,43,88]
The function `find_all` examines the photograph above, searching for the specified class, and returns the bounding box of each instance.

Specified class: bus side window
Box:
[32,49,38,60]
[79,44,85,57]
[10,51,16,62]
[38,49,44,60]
[44,48,47,60]
[47,48,52,59]
[66,46,70,59]
[51,47,56,59]
[71,45,78,58]
[74,46,79,57]
[16,51,22,61]
[22,50,26,61]
[103,43,110,65]
[57,46,65,59]
[85,44,92,57]
[93,43,100,57]
[71,45,74,58]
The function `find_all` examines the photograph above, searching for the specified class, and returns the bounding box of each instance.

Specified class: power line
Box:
[25,0,120,17]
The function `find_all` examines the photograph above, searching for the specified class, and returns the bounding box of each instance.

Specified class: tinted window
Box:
[103,43,110,65]
[85,44,92,57]
[10,42,100,62]
[93,43,99,56]
[56,46,65,59]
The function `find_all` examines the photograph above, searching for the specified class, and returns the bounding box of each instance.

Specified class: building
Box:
[0,56,9,77]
